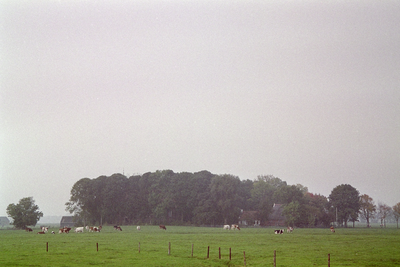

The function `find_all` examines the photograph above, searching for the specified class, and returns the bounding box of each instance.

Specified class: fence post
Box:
[207,246,209,258]
[328,253,330,267]
[191,244,194,257]
[243,251,246,266]
[96,243,98,252]
[46,242,48,252]
[138,242,140,253]
[168,242,171,255]
[229,248,231,261]
[219,247,221,259]
[274,250,276,267]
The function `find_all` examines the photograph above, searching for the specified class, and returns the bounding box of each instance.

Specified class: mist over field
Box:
[1,1,399,217]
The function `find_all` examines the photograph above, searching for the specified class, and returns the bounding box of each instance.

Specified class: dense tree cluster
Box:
[66,170,337,227]
[65,170,400,228]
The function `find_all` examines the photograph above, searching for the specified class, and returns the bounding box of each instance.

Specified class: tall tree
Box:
[282,201,301,227]
[359,194,376,227]
[273,185,305,205]
[304,193,331,227]
[328,184,360,227]
[377,203,392,228]
[210,174,242,224]
[392,202,400,229]
[7,197,43,229]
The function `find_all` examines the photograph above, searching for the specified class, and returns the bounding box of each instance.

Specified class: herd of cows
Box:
[24,225,336,234]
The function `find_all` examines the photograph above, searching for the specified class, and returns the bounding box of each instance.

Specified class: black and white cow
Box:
[274,229,284,234]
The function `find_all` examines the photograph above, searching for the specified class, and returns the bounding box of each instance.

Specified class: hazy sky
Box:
[1,1,399,216]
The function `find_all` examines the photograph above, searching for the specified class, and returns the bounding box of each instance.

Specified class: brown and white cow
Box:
[287,226,293,233]
[113,225,122,231]
[231,224,241,230]
[37,231,45,234]
[274,229,284,234]
[159,225,166,230]
[330,226,335,233]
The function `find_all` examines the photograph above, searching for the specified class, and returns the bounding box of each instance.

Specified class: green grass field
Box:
[0,226,399,266]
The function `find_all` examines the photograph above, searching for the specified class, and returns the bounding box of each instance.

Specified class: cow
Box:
[137,226,141,231]
[25,227,33,232]
[51,231,55,234]
[115,226,122,231]
[287,226,293,233]
[64,227,71,233]
[330,226,335,233]
[59,228,64,234]
[223,225,230,230]
[231,224,241,230]
[41,227,49,233]
[37,231,45,234]
[274,229,284,234]
[113,225,119,230]
[159,225,166,230]
[75,227,84,233]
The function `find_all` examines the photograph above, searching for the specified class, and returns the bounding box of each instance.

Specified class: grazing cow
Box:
[287,226,293,233]
[25,227,33,232]
[274,229,284,234]
[137,226,141,231]
[159,225,166,230]
[98,225,102,231]
[115,226,122,231]
[330,226,335,233]
[37,231,45,234]
[51,231,55,234]
[231,224,241,230]
[223,225,230,230]
[41,227,49,233]
[64,227,71,233]
[75,227,84,233]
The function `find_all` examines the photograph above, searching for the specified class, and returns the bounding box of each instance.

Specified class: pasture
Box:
[0,226,399,266]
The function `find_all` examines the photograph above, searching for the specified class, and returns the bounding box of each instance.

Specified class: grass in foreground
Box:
[0,226,399,266]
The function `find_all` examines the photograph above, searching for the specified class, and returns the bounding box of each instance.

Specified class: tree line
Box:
[63,170,400,228]
[6,170,399,229]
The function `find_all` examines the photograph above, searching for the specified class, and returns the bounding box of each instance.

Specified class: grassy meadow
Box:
[0,225,399,266]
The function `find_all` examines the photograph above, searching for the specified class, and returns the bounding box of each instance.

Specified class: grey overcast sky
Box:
[1,1,399,216]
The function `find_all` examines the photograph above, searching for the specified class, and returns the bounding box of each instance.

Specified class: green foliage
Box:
[0,226,399,266]
[329,184,361,227]
[282,201,301,226]
[6,197,43,229]
[64,171,368,229]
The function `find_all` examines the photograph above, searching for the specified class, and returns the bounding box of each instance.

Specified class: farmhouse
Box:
[60,216,75,228]
[238,211,261,226]
[265,203,286,227]
[0,217,10,227]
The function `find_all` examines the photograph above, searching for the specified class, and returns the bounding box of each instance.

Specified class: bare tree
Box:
[359,194,376,227]
[393,203,400,229]
[377,203,392,228]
